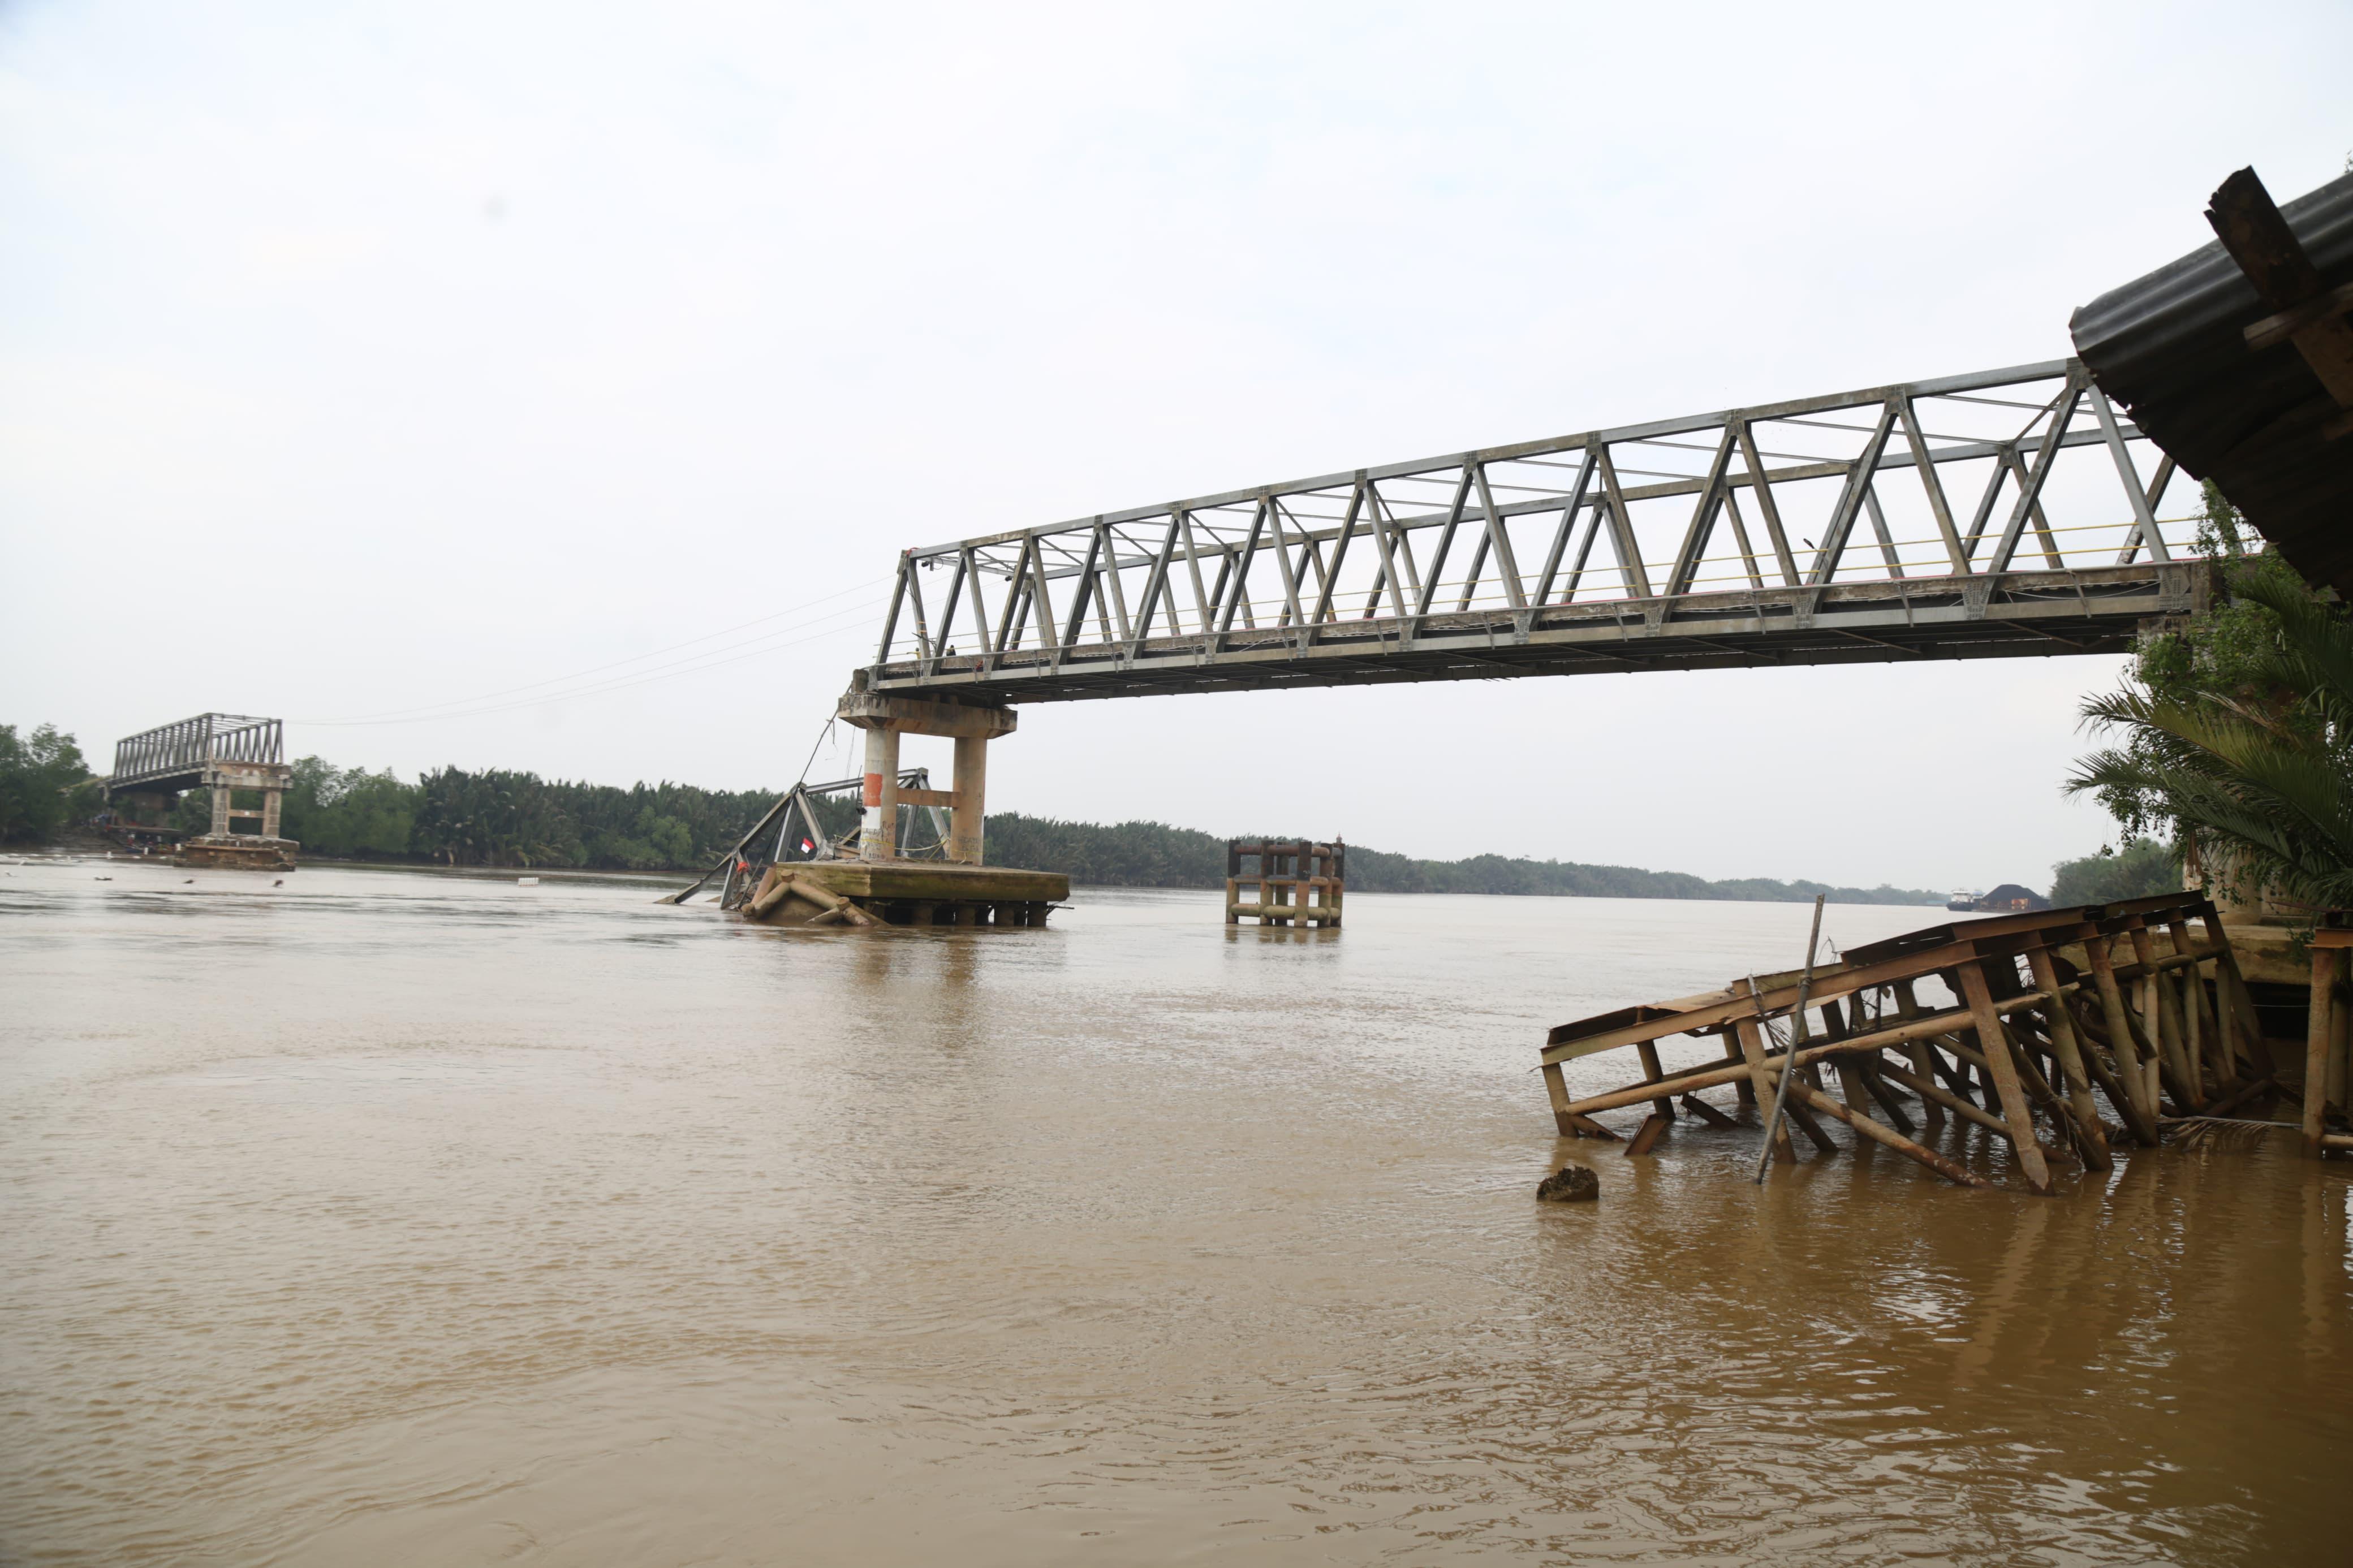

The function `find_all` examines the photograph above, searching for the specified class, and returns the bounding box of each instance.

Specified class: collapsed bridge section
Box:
[104,713,298,868]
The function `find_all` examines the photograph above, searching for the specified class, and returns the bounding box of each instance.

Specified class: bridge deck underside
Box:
[105,768,210,798]
[870,565,2191,705]
[108,714,285,796]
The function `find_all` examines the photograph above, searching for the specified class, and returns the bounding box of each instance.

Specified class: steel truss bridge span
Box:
[109,714,286,796]
[864,358,2206,706]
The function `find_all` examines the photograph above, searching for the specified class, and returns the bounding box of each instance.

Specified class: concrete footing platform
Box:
[740,860,1069,928]
[175,836,299,870]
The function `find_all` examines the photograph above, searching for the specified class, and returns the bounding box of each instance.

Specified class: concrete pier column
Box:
[261,789,283,840]
[209,782,232,837]
[950,735,989,865]
[859,725,900,861]
[837,687,1016,865]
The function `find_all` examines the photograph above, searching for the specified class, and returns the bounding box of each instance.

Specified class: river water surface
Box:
[3,859,2350,1564]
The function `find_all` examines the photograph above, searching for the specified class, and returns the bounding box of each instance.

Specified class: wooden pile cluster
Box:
[1226,840,1344,928]
[2303,918,2353,1158]
[740,867,880,927]
[1539,893,2272,1194]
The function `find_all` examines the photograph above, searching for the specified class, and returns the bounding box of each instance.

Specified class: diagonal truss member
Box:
[863,358,2204,705]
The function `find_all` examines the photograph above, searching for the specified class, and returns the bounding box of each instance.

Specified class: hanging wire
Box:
[299,581,891,726]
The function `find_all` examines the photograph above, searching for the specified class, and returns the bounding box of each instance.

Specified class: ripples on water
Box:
[2,859,2348,1563]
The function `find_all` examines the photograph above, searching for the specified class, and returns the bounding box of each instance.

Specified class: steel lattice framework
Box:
[109,714,286,796]
[864,358,2205,705]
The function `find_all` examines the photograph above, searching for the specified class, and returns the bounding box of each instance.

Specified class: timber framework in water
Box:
[1540,893,2293,1192]
[1226,840,1344,928]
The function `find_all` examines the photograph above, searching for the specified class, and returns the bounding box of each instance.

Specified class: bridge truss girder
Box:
[864,358,2195,706]
[107,714,286,797]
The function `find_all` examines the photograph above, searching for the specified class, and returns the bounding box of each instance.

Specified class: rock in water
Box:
[1536,1164,1599,1203]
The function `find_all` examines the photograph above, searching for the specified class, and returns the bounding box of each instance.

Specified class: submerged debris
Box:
[1536,1164,1600,1203]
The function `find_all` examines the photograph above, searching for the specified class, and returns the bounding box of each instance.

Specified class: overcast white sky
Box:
[4,0,2349,889]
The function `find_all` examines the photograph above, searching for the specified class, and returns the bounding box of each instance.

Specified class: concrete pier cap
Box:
[834,683,1018,863]
[833,689,1019,740]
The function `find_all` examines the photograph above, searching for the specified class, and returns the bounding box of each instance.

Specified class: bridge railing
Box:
[870,358,2197,672]
[110,714,285,789]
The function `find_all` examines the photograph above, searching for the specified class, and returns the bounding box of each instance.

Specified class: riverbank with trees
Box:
[2067,485,2350,918]
[18,718,2240,909]
[0,733,1943,902]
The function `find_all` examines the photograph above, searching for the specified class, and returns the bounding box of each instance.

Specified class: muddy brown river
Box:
[3,859,2348,1563]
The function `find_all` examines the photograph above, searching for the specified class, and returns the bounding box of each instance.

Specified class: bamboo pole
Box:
[2062,998,2159,1147]
[2130,925,2201,1111]
[2302,945,2338,1159]
[1753,896,1826,1183]
[1555,997,2058,1120]
[1895,981,1981,1109]
[1735,1017,1795,1166]
[1542,1061,1576,1135]
[1956,957,2053,1194]
[1771,1074,1993,1189]
[2324,945,2353,1143]
[2198,901,2275,1074]
[1625,1113,1671,1157]
[1903,1043,1948,1126]
[1636,1039,1678,1121]
[1784,1099,1838,1152]
[2082,932,2159,1126]
[1873,1058,2061,1159]
[2168,918,2225,1092]
[1722,1033,1758,1106]
[1679,1092,1739,1129]
[1857,1057,1918,1132]
[2024,945,2113,1169]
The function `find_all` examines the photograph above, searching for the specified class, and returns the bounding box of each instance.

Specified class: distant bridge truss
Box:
[109,713,286,796]
[862,359,2208,706]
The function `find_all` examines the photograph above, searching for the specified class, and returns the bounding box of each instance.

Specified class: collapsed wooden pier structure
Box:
[1226,839,1344,927]
[1541,893,2279,1193]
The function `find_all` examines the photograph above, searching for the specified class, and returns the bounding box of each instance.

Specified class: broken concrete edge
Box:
[733,859,1069,928]
[175,836,300,870]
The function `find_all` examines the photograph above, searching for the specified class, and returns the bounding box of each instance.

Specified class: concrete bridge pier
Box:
[835,688,1018,865]
[736,689,1060,930]
[949,736,989,863]
[207,763,287,841]
[857,725,900,859]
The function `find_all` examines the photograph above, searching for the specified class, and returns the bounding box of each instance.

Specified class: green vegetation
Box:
[0,724,100,844]
[2067,482,2352,911]
[282,761,419,859]
[9,730,1936,901]
[983,813,1940,904]
[2048,839,2182,905]
[171,763,818,869]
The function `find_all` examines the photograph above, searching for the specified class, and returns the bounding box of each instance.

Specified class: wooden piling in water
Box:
[1225,839,1344,928]
[1536,893,2264,1198]
[2303,922,2353,1158]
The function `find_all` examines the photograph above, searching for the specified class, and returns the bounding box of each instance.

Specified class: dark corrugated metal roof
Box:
[2070,170,2353,594]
